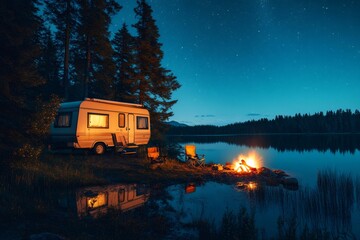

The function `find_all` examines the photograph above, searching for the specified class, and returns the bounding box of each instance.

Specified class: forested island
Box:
[168,109,360,135]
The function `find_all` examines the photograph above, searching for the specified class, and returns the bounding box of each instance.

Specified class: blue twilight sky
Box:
[112,0,360,126]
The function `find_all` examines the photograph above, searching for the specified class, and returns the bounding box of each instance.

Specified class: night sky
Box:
[113,0,360,126]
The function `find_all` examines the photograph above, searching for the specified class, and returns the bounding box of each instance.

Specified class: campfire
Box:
[233,151,262,173]
[209,150,298,190]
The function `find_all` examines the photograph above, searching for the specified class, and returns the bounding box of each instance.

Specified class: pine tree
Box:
[133,0,180,137]
[0,0,60,160]
[37,27,61,96]
[44,0,78,100]
[74,0,121,100]
[112,23,137,102]
[0,0,44,101]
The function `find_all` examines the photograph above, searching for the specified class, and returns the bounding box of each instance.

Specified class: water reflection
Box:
[168,134,360,154]
[252,170,353,232]
[185,183,196,194]
[171,170,359,238]
[3,169,359,238]
[254,170,357,238]
[74,183,150,218]
[235,181,259,191]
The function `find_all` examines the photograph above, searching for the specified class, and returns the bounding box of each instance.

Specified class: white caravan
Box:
[50,98,151,154]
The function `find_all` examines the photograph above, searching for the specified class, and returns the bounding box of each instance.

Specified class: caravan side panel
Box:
[50,102,81,149]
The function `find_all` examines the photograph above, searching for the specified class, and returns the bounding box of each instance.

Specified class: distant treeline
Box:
[167,134,360,154]
[169,109,360,135]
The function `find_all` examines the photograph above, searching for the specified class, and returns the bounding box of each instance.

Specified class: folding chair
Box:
[147,147,166,164]
[185,145,205,167]
[111,133,124,153]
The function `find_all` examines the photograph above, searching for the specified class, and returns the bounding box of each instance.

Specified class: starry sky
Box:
[113,0,360,126]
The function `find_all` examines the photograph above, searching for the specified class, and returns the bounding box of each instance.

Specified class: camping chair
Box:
[147,147,166,164]
[111,133,124,152]
[185,145,205,167]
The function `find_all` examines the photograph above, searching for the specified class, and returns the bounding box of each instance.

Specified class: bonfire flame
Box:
[233,151,262,173]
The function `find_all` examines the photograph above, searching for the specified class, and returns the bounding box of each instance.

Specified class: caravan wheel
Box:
[93,142,106,155]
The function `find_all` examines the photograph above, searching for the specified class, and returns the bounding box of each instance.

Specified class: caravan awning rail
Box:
[85,98,144,108]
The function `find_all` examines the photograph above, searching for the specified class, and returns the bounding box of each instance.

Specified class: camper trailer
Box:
[50,98,151,154]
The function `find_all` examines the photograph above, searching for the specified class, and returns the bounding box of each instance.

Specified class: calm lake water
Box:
[164,134,360,238]
[6,134,359,239]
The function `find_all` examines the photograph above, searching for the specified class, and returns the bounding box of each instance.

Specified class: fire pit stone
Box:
[257,167,278,178]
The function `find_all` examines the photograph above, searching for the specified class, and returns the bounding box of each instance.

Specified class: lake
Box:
[164,134,360,239]
[4,134,360,239]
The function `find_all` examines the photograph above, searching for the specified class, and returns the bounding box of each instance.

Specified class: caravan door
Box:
[127,114,135,144]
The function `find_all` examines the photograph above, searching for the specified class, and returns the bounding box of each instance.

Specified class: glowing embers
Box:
[233,151,262,173]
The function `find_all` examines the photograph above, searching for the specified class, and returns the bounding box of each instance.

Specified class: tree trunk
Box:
[84,35,91,98]
[63,0,71,100]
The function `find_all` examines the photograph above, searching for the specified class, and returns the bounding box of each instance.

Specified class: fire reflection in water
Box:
[235,181,258,191]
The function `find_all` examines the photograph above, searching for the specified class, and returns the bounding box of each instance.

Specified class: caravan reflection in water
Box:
[76,183,150,218]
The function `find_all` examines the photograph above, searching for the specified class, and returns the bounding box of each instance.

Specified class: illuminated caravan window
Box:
[54,112,72,128]
[87,193,107,210]
[136,116,149,129]
[88,113,109,128]
[119,113,125,128]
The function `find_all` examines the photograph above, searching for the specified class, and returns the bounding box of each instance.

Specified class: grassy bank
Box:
[8,150,202,187]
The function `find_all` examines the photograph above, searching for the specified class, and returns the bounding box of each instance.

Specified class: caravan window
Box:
[136,116,149,129]
[118,113,125,128]
[88,113,109,128]
[54,112,72,128]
